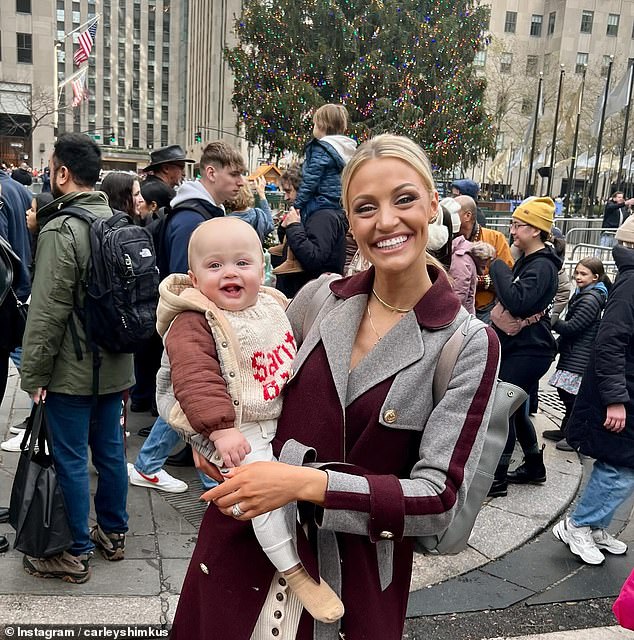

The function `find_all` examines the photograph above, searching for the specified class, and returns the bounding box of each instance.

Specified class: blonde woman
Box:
[171,135,499,640]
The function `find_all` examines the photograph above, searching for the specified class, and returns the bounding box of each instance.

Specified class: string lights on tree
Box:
[226,0,495,169]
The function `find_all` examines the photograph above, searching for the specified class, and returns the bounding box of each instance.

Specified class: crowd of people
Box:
[1,102,634,638]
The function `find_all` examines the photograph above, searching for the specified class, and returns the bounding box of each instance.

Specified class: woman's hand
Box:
[255,175,267,199]
[604,403,626,432]
[202,461,328,520]
[281,207,301,227]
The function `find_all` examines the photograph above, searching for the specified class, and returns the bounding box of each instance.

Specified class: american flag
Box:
[71,68,89,107]
[73,19,98,66]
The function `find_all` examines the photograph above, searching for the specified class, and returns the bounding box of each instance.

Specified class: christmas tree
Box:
[226,0,495,169]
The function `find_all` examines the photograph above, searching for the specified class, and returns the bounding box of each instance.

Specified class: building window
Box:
[521,98,533,115]
[548,12,556,35]
[580,11,593,34]
[500,52,513,74]
[17,32,32,63]
[601,55,611,77]
[607,14,620,37]
[473,50,486,67]
[526,55,538,77]
[530,15,543,37]
[16,0,31,14]
[504,11,517,34]
[161,124,168,147]
[576,52,588,74]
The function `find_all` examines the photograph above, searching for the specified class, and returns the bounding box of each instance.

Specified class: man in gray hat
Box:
[143,144,194,188]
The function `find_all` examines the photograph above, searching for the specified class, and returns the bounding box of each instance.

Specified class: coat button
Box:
[199,563,209,574]
[221,341,228,348]
[275,592,284,601]
[380,530,394,539]
[272,629,279,637]
[383,409,397,424]
[274,610,282,619]
[229,371,236,377]
[233,400,240,406]
[278,577,286,586]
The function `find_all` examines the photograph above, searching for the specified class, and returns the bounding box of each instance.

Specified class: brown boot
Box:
[273,248,304,274]
[268,243,285,257]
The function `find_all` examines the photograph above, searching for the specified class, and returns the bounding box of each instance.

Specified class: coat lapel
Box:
[347,312,424,405]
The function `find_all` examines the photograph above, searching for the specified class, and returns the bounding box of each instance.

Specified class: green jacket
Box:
[21,190,134,395]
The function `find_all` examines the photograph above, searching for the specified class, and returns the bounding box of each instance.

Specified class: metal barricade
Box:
[565,243,617,280]
[564,226,615,246]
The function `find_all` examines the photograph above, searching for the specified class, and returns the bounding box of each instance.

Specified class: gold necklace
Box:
[366,304,382,343]
[372,288,413,314]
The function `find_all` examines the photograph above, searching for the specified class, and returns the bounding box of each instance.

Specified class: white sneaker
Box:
[553,517,605,565]
[592,529,628,555]
[1,432,26,452]
[127,462,188,493]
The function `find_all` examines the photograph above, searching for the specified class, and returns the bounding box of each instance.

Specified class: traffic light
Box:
[195,130,202,143]
[109,131,116,144]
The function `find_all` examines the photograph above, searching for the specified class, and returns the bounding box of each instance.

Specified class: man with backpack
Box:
[19,133,135,583]
[128,140,247,493]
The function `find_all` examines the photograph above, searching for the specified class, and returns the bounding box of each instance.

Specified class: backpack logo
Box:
[139,248,153,258]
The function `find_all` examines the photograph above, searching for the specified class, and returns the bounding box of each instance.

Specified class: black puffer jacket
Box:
[276,208,348,298]
[490,245,561,358]
[553,283,608,375]
[567,245,634,468]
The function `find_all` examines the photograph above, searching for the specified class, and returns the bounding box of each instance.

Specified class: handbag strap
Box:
[301,273,342,338]
[432,316,474,406]
[21,402,49,460]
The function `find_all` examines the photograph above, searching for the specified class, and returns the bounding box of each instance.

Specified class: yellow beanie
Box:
[512,196,555,233]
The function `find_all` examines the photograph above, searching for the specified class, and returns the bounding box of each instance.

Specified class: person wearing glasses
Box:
[487,196,561,497]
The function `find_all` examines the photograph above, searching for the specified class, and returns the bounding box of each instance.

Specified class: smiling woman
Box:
[170,135,500,640]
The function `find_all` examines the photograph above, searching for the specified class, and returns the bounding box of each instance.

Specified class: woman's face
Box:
[26,198,38,234]
[132,180,143,216]
[346,157,438,275]
[138,196,156,220]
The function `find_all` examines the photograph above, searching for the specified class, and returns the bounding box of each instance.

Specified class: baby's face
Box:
[189,226,263,312]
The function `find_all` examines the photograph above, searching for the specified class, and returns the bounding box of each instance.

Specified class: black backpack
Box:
[148,199,224,279]
[61,206,160,392]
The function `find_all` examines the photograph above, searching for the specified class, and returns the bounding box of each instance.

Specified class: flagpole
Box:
[547,65,565,197]
[506,142,513,198]
[566,68,586,216]
[589,56,614,214]
[526,73,543,197]
[52,14,100,137]
[617,63,634,191]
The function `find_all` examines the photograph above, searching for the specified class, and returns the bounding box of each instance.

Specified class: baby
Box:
[155,217,343,623]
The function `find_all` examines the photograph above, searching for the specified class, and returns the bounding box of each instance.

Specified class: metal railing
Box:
[564,243,617,280]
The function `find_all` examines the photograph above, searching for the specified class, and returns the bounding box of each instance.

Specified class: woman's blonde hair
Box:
[341,134,444,271]
[227,183,254,212]
[313,104,348,136]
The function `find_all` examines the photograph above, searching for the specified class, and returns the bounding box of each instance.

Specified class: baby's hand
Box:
[210,428,251,468]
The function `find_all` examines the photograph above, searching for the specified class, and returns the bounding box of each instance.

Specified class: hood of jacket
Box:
[37,190,112,229]
[613,244,634,273]
[576,281,609,299]
[170,179,221,210]
[516,244,563,272]
[451,235,473,256]
[319,135,357,166]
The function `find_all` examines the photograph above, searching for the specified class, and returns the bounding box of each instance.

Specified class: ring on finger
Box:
[232,503,245,518]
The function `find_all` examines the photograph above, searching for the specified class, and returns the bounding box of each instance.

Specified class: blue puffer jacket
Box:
[293,135,357,220]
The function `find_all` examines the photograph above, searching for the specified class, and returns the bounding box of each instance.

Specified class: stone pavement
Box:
[0,361,632,637]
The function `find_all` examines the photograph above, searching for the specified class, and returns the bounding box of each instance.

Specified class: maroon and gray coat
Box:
[171,267,500,640]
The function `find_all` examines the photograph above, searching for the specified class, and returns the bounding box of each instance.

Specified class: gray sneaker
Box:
[23,551,91,583]
[90,524,125,561]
